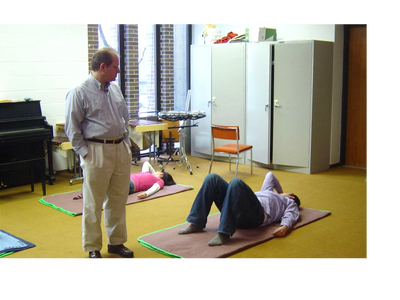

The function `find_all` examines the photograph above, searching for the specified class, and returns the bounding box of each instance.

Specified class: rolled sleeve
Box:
[280,201,300,228]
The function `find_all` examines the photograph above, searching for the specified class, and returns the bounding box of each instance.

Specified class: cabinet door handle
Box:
[274,103,281,108]
[265,104,269,111]
[209,98,216,107]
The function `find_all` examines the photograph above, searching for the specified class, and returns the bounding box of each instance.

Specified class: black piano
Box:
[0,100,55,195]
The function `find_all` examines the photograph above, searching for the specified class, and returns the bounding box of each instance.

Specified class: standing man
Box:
[65,47,134,258]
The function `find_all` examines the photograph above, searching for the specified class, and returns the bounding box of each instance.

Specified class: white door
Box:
[273,42,313,167]
[211,43,246,149]
[190,45,212,156]
[246,43,272,164]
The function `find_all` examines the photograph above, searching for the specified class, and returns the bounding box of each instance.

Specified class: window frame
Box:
[90,24,191,117]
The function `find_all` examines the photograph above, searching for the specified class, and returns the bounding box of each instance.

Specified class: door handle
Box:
[274,99,281,108]
[208,97,216,107]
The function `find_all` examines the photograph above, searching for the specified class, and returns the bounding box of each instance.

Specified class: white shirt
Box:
[255,172,300,228]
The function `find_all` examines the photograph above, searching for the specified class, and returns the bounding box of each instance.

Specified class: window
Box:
[92,24,190,117]
[173,24,190,111]
[98,24,120,84]
[159,24,190,112]
[138,25,156,115]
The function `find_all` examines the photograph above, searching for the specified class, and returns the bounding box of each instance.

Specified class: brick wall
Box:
[160,24,174,111]
[87,24,98,72]
[86,24,174,115]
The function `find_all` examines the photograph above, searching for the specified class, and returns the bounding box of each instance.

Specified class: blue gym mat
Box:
[0,230,35,258]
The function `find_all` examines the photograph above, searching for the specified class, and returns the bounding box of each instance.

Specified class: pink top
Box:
[130,172,164,192]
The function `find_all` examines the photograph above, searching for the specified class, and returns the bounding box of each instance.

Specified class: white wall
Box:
[0,24,88,133]
[192,24,342,165]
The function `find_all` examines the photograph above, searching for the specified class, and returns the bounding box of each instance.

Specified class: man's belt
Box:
[87,137,124,144]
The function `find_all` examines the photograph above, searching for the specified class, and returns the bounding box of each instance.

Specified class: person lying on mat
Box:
[129,161,176,199]
[72,161,176,200]
[178,172,300,246]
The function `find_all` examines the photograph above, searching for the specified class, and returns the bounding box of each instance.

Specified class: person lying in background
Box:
[73,161,176,200]
[129,161,176,199]
[178,172,300,246]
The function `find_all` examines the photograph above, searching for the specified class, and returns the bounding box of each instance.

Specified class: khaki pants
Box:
[80,140,131,252]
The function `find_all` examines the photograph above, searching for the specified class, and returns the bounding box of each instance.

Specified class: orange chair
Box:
[161,120,180,149]
[158,119,180,168]
[209,124,253,177]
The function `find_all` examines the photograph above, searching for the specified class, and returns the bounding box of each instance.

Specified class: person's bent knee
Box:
[205,173,222,182]
[230,177,244,186]
[203,173,225,187]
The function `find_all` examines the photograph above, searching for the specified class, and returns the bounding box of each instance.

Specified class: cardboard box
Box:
[259,28,277,41]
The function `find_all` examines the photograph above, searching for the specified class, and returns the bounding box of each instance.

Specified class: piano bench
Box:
[0,157,47,195]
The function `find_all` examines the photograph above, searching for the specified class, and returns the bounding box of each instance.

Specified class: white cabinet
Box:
[272,41,333,174]
[211,44,246,132]
[190,43,248,163]
[245,43,273,165]
[190,40,333,174]
[190,45,212,156]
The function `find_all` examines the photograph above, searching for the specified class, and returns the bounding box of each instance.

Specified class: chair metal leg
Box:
[235,158,239,177]
[250,149,253,175]
[209,152,214,174]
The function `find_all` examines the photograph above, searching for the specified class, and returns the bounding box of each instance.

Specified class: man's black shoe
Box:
[108,244,134,258]
[89,250,102,258]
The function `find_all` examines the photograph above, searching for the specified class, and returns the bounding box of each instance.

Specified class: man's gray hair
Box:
[90,47,119,71]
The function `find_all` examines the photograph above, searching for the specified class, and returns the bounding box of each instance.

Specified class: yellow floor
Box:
[0,155,366,258]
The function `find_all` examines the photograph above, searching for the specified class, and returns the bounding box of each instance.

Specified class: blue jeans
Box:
[186,173,265,236]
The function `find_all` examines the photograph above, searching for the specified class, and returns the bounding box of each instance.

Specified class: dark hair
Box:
[290,194,301,207]
[90,47,119,71]
[162,172,176,186]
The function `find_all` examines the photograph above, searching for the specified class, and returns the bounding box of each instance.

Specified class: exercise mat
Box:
[138,207,331,258]
[0,230,36,258]
[39,184,193,216]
